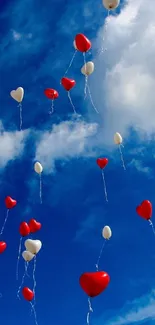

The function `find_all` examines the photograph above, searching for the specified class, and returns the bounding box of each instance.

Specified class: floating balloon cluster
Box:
[6,1,153,325]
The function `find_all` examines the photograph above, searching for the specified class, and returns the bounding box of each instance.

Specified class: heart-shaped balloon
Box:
[22,287,34,301]
[75,34,91,52]
[136,200,152,220]
[97,158,108,169]
[79,271,110,297]
[28,219,42,233]
[10,87,24,103]
[22,250,35,262]
[19,222,30,237]
[25,239,42,255]
[0,241,7,254]
[44,88,59,100]
[5,196,17,209]
[61,77,76,91]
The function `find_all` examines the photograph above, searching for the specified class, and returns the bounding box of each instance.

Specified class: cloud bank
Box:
[35,119,98,172]
[91,0,155,141]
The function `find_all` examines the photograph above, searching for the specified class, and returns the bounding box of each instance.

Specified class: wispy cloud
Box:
[35,119,98,173]
[0,121,28,168]
[103,290,155,325]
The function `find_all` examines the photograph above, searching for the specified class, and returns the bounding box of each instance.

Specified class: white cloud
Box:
[0,122,27,169]
[35,120,98,173]
[103,290,155,325]
[91,0,155,142]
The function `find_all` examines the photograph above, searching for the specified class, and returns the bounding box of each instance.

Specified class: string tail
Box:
[101,170,108,202]
[17,267,27,300]
[25,261,29,277]
[119,144,126,170]
[18,103,23,130]
[148,219,155,236]
[87,298,93,325]
[95,240,106,271]
[83,53,88,99]
[39,173,42,204]
[64,50,77,76]
[49,100,54,115]
[99,10,110,55]
[33,256,37,307]
[67,92,77,114]
[0,209,9,236]
[87,84,99,114]
[16,237,22,281]
[30,302,39,325]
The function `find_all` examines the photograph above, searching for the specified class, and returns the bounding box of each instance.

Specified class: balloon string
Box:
[83,53,88,99]
[101,170,108,202]
[49,100,54,115]
[87,298,93,325]
[86,83,99,114]
[25,261,29,277]
[95,240,106,271]
[16,237,22,281]
[39,173,42,204]
[119,144,126,170]
[99,10,110,55]
[17,262,28,299]
[33,256,37,307]
[30,302,38,325]
[148,220,155,236]
[64,50,77,76]
[18,103,22,130]
[67,92,77,114]
[0,209,9,236]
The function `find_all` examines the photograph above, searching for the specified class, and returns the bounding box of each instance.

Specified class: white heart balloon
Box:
[81,61,94,76]
[24,239,42,255]
[102,226,112,240]
[22,250,35,262]
[10,87,24,103]
[34,162,43,174]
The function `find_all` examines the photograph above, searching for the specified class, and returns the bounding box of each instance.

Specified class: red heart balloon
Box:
[75,34,91,52]
[5,196,17,209]
[79,271,110,298]
[97,158,108,169]
[22,287,34,301]
[136,200,152,220]
[61,77,76,91]
[0,241,7,254]
[44,88,59,100]
[19,222,30,237]
[28,219,42,233]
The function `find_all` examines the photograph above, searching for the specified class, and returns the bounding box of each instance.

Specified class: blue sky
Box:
[0,0,155,324]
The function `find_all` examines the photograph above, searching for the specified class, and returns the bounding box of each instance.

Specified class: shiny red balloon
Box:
[5,196,17,209]
[97,158,108,169]
[136,200,152,220]
[28,219,42,233]
[22,287,34,301]
[79,271,110,298]
[0,241,7,254]
[19,222,30,237]
[61,77,76,91]
[75,34,91,52]
[44,88,59,100]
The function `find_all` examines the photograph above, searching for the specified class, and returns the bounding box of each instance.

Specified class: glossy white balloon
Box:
[102,0,120,10]
[34,162,43,174]
[25,239,42,255]
[73,40,77,50]
[114,132,122,145]
[22,250,35,262]
[102,226,112,239]
[81,61,94,76]
[10,87,24,103]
